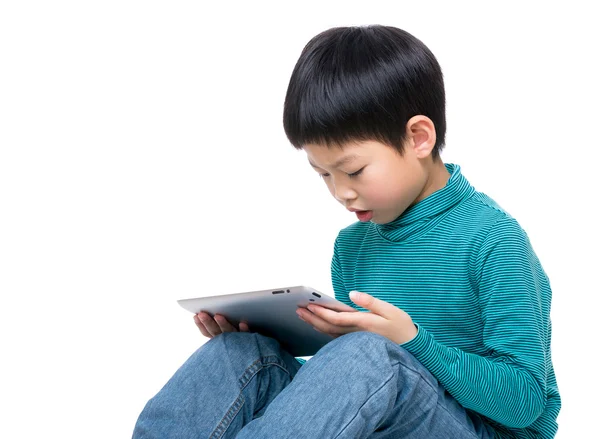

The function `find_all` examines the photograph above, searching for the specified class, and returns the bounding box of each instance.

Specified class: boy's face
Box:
[304,140,435,225]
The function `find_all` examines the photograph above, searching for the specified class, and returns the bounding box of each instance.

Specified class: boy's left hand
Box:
[296,291,417,345]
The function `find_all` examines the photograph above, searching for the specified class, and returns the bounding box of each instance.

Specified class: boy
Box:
[133,25,560,438]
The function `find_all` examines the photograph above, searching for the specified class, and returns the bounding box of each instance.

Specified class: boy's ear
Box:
[405,115,436,159]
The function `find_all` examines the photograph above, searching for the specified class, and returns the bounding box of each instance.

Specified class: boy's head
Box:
[283,25,450,224]
[283,25,446,158]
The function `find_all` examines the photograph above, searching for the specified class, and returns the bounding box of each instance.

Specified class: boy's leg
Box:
[237,331,495,439]
[132,332,302,439]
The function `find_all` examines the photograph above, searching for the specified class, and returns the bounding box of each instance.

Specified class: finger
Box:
[197,312,222,337]
[309,325,341,339]
[349,291,399,319]
[239,321,250,332]
[214,314,237,333]
[194,314,213,338]
[297,307,358,335]
[306,304,379,329]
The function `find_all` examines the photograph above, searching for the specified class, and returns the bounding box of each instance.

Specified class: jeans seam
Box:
[435,401,486,439]
[391,357,437,391]
[332,372,396,439]
[392,358,485,439]
[332,358,484,439]
[209,355,294,439]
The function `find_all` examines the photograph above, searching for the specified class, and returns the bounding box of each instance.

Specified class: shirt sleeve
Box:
[401,216,550,428]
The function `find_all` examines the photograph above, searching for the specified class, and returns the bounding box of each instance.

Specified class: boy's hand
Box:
[194,312,250,338]
[296,291,417,344]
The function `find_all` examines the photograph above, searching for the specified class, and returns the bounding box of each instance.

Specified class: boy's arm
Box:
[331,218,551,428]
[401,217,550,428]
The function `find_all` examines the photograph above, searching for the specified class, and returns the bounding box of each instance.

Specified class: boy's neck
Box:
[415,159,451,205]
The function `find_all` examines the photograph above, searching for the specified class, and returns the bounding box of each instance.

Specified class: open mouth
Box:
[355,210,373,222]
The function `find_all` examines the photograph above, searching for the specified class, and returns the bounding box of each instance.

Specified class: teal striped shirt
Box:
[331,164,560,438]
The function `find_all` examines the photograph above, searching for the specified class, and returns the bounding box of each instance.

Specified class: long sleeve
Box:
[401,217,550,428]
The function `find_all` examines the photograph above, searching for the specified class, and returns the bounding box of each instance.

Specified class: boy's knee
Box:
[322,331,426,375]
[211,331,256,344]
[191,332,250,361]
[320,331,393,363]
[326,331,437,385]
[202,332,283,359]
[206,331,263,350]
[329,331,391,351]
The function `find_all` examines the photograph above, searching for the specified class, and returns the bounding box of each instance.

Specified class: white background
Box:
[1,1,598,437]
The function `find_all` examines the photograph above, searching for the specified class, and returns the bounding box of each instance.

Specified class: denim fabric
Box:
[133,332,495,439]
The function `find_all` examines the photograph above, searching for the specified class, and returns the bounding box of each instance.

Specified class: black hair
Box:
[283,25,446,159]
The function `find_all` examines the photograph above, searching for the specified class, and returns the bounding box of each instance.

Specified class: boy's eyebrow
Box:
[308,154,358,169]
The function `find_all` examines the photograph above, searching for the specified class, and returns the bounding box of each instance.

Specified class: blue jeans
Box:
[133,331,495,438]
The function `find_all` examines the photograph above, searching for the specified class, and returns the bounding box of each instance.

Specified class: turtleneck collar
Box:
[375,164,475,243]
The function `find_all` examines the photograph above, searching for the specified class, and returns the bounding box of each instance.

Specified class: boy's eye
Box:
[318,168,364,179]
[348,167,364,178]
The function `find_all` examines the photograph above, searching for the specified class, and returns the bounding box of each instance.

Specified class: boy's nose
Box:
[333,183,358,204]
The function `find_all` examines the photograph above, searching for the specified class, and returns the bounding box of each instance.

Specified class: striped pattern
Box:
[332,164,560,439]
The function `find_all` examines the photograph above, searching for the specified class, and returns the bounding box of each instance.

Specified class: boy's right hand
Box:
[194,312,250,338]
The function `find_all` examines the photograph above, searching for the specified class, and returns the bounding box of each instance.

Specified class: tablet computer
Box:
[177,285,356,357]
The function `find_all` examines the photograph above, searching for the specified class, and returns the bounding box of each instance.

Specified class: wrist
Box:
[404,323,418,344]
